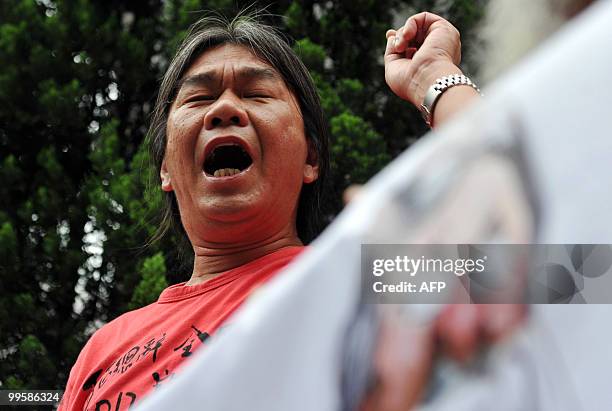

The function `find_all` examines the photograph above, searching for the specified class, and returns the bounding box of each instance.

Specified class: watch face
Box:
[422,86,444,126]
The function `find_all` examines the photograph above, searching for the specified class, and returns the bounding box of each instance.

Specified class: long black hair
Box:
[147,11,330,255]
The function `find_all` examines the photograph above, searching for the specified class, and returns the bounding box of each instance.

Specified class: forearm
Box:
[431,83,480,128]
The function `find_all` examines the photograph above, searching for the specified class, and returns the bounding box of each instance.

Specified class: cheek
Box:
[275,130,309,195]
[261,125,308,180]
[280,112,309,170]
[166,109,204,168]
[282,126,308,158]
[262,105,308,159]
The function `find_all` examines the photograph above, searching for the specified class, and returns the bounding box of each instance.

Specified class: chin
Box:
[198,197,261,223]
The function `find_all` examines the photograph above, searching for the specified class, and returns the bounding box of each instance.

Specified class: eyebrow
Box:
[176,66,281,94]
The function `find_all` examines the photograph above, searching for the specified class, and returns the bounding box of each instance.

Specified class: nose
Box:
[203,91,249,130]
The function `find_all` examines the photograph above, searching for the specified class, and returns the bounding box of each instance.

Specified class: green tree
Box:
[0,0,485,395]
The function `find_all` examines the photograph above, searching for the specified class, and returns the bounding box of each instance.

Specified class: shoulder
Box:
[60,302,159,409]
[88,302,159,347]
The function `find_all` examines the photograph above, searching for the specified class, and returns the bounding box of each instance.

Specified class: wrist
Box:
[420,74,481,128]
[407,60,464,106]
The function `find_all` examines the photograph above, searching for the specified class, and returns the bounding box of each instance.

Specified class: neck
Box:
[186,229,303,286]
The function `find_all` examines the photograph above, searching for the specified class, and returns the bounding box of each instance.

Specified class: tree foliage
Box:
[0,0,485,392]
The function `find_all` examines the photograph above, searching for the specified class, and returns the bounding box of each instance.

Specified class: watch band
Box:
[420,74,481,127]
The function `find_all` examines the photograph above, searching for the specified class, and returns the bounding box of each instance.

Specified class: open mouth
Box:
[203,144,253,177]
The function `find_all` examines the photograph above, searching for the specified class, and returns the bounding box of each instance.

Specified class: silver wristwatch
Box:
[419,74,481,127]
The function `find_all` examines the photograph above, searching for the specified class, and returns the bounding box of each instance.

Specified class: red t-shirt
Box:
[59,246,304,411]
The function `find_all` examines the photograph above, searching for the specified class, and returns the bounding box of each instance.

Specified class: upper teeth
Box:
[213,168,241,177]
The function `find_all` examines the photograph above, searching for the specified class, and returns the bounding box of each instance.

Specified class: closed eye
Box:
[185,95,215,103]
[244,94,271,99]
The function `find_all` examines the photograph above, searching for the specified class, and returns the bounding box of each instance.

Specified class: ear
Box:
[160,159,173,192]
[303,141,320,184]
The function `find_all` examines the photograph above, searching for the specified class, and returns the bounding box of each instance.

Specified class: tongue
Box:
[213,168,241,177]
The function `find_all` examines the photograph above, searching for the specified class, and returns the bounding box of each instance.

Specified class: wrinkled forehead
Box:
[178,43,285,90]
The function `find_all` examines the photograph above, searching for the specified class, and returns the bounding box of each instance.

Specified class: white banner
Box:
[135,1,612,410]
